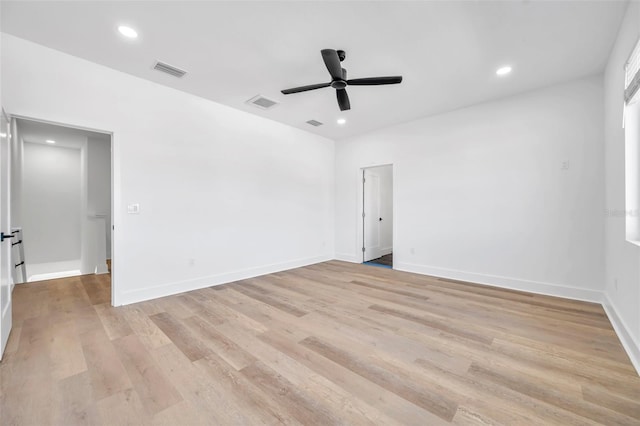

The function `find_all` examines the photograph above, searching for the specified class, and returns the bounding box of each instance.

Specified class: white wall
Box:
[1,34,335,305]
[86,136,111,257]
[604,1,640,372]
[336,76,605,302]
[9,119,22,230]
[22,142,82,264]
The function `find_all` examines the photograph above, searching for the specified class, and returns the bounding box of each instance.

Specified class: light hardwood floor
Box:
[1,260,639,425]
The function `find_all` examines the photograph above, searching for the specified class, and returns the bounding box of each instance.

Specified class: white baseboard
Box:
[336,250,392,263]
[116,254,333,306]
[27,260,82,282]
[392,261,640,375]
[335,252,360,263]
[380,247,392,256]
[118,254,639,376]
[602,293,640,375]
[394,261,603,303]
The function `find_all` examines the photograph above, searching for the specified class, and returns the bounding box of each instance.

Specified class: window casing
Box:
[625,38,640,105]
[625,38,640,245]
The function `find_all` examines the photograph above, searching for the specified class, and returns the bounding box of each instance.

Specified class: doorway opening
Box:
[11,117,113,301]
[361,164,393,268]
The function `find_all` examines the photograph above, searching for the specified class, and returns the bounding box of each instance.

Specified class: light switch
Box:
[127,203,140,214]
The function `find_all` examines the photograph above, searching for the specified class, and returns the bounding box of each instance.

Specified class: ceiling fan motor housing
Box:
[331,80,347,89]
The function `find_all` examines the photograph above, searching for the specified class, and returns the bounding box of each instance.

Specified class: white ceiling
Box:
[1,1,628,140]
[17,118,110,149]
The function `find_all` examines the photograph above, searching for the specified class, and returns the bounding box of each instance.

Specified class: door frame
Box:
[1,108,13,359]
[357,163,396,266]
[9,114,116,306]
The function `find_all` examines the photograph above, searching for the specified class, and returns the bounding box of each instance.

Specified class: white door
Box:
[0,109,12,359]
[363,169,381,262]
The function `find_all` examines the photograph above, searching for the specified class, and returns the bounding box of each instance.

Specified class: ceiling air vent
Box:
[246,95,279,110]
[306,120,323,127]
[153,61,187,78]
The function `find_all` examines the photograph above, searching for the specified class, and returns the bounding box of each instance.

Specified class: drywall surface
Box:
[10,119,22,231]
[604,1,640,372]
[1,34,335,305]
[22,142,82,264]
[86,135,111,256]
[336,76,605,302]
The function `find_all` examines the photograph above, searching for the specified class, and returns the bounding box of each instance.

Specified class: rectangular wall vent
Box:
[246,95,279,110]
[306,120,323,127]
[153,61,187,78]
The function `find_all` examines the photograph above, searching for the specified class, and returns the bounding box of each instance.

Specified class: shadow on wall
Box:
[13,118,111,283]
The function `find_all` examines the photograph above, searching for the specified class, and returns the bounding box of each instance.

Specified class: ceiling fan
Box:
[281,49,403,111]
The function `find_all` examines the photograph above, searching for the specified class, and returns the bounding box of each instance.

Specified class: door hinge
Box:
[362,212,365,218]
[362,247,365,252]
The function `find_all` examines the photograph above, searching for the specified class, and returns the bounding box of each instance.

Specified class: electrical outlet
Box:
[410,248,415,255]
[561,160,570,171]
[614,278,618,291]
[188,258,195,267]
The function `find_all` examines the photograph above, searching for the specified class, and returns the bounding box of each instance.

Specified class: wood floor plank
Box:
[582,384,640,419]
[239,360,343,425]
[467,362,639,425]
[259,330,429,426]
[183,315,258,370]
[307,309,473,375]
[2,323,22,357]
[121,305,173,350]
[0,316,54,425]
[148,312,209,362]
[79,327,133,401]
[232,283,308,317]
[50,319,88,380]
[96,388,150,426]
[414,356,603,425]
[150,342,259,424]
[11,283,49,324]
[300,335,459,422]
[2,260,639,425]
[112,334,183,415]
[52,372,100,426]
[369,303,495,345]
[490,336,640,389]
[95,302,134,340]
[151,400,211,426]
[194,354,300,425]
[214,287,310,341]
[198,287,270,333]
[81,274,110,306]
[175,293,225,325]
[215,313,413,425]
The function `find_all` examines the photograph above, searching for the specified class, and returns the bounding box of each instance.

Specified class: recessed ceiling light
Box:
[46,140,56,144]
[118,25,138,39]
[337,118,346,125]
[496,66,512,76]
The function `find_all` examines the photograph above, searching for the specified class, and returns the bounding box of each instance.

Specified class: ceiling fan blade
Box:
[281,82,331,94]
[347,76,403,86]
[336,89,351,111]
[321,49,343,80]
